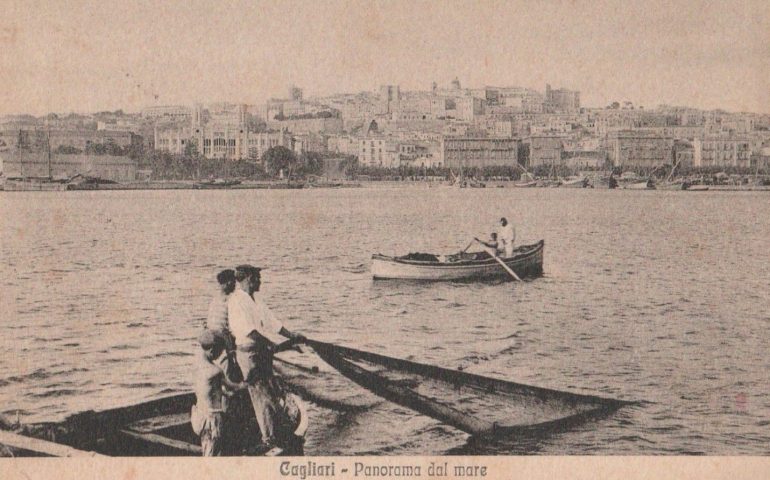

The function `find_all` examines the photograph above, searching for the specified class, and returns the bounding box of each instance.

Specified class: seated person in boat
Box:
[228,264,306,453]
[474,232,502,258]
[192,330,248,456]
[206,269,242,382]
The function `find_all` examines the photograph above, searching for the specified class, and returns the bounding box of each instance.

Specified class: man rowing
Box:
[474,232,503,257]
[227,264,305,454]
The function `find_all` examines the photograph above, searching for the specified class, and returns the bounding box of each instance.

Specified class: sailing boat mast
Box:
[18,129,24,178]
[46,126,52,179]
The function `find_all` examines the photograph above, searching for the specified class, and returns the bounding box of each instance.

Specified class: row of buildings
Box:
[147,80,768,171]
[3,79,770,181]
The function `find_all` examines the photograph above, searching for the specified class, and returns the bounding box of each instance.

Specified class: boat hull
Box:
[1,389,307,457]
[3,180,68,191]
[372,241,544,281]
[623,181,656,190]
[560,178,590,188]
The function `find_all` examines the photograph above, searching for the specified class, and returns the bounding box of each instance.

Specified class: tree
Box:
[297,151,324,177]
[338,156,360,177]
[184,140,200,158]
[262,146,298,177]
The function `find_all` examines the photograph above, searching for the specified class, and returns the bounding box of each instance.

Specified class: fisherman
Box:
[191,329,248,456]
[474,232,502,257]
[227,264,305,454]
[206,269,241,382]
[497,217,516,258]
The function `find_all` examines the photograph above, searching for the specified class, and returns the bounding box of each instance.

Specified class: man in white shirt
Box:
[497,217,516,257]
[227,264,304,451]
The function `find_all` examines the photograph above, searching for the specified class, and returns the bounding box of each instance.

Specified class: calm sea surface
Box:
[1,187,769,455]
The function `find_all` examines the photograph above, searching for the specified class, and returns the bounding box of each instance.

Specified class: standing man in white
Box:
[226,264,304,454]
[497,217,516,257]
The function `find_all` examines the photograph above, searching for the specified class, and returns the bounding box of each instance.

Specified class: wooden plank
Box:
[0,430,103,457]
[312,347,495,436]
[126,413,190,434]
[119,429,201,455]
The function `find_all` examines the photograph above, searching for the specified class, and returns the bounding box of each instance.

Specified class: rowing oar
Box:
[460,239,476,253]
[473,239,522,281]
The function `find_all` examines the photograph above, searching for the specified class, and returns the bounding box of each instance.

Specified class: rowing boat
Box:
[0,389,307,457]
[307,340,634,437]
[372,240,544,281]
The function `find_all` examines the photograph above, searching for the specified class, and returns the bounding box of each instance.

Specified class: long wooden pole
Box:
[475,240,522,281]
[460,239,475,253]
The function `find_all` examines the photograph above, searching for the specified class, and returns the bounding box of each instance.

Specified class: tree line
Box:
[132,145,332,181]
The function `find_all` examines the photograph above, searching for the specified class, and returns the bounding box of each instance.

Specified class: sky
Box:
[1,0,768,115]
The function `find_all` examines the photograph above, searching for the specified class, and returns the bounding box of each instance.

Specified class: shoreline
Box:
[2,179,770,192]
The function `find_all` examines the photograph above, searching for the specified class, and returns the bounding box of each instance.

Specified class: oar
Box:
[474,240,522,281]
[460,239,476,253]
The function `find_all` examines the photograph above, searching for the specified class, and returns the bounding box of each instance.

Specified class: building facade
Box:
[606,130,673,168]
[527,135,564,167]
[692,136,752,168]
[440,137,519,168]
[141,105,192,120]
[155,123,295,161]
[545,84,580,113]
[358,136,400,167]
[1,151,136,181]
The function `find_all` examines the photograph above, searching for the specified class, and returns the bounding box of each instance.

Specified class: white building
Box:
[692,136,752,168]
[358,136,400,167]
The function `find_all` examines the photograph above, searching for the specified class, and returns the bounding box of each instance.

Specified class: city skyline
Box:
[1,0,768,116]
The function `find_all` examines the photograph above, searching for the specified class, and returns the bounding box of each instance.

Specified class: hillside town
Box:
[2,79,770,189]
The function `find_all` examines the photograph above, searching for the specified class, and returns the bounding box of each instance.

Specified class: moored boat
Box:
[513,180,538,188]
[372,240,544,281]
[193,179,242,189]
[559,176,591,188]
[623,179,656,190]
[3,177,68,191]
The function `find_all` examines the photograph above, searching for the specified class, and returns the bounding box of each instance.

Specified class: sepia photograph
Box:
[1,0,769,477]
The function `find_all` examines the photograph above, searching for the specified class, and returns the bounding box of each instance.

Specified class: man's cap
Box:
[198,329,222,349]
[235,264,263,274]
[234,264,264,282]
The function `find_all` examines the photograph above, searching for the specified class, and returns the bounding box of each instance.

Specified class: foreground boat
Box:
[307,340,634,438]
[0,390,307,457]
[372,240,544,281]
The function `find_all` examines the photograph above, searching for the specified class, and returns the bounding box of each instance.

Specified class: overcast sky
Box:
[1,0,768,115]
